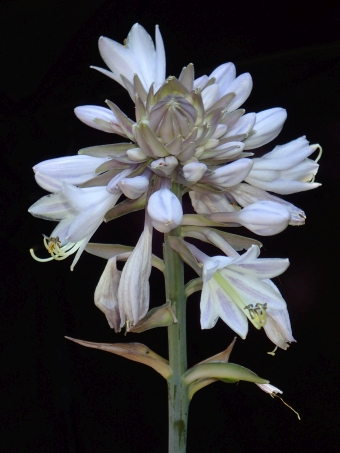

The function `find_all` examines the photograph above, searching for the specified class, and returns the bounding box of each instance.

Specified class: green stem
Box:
[164,181,189,453]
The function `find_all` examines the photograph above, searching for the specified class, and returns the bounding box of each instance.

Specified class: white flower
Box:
[118,174,151,199]
[200,158,253,189]
[74,105,126,136]
[227,183,307,226]
[29,182,123,269]
[256,383,282,394]
[91,23,166,92]
[245,136,321,194]
[182,162,207,183]
[243,108,287,150]
[33,155,109,192]
[186,243,294,348]
[147,179,183,233]
[94,257,122,332]
[118,213,153,327]
[208,201,291,236]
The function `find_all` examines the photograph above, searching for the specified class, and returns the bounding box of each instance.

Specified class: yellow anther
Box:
[244,303,267,328]
[30,235,82,263]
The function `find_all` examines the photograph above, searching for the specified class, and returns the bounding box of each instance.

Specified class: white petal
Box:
[264,308,296,349]
[225,73,253,112]
[201,84,220,110]
[147,185,183,233]
[28,192,75,220]
[33,155,108,184]
[256,383,282,394]
[126,23,157,89]
[34,172,63,192]
[201,158,253,188]
[118,214,153,325]
[74,105,119,133]
[207,278,248,338]
[194,75,209,89]
[245,177,321,195]
[222,112,256,138]
[228,183,306,225]
[118,175,150,199]
[200,281,220,328]
[62,184,113,211]
[155,25,166,88]
[66,193,120,242]
[94,257,122,331]
[98,36,137,87]
[243,108,287,150]
[222,268,287,311]
[209,63,236,97]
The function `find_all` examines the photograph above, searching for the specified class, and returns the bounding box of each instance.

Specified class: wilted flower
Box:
[118,213,153,327]
[94,256,122,332]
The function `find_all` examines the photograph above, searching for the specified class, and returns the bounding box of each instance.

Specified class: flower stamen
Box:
[244,303,267,327]
[30,235,82,263]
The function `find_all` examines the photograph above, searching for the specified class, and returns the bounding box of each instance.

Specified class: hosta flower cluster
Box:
[29,24,321,350]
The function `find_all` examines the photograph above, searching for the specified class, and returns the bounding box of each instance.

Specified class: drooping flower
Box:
[183,242,295,349]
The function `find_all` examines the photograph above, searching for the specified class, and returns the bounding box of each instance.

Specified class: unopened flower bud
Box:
[74,105,124,135]
[126,147,148,162]
[208,201,291,236]
[183,162,207,183]
[147,181,183,233]
[150,156,178,177]
[119,175,150,199]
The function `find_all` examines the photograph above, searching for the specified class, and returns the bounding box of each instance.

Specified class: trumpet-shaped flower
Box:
[245,136,321,194]
[29,181,123,269]
[33,155,110,192]
[185,242,294,349]
[92,23,166,92]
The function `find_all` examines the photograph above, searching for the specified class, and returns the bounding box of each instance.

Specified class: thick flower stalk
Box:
[29,22,320,452]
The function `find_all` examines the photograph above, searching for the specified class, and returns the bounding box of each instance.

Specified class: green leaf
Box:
[182,362,269,385]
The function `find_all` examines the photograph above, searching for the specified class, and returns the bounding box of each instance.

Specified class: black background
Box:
[1,0,339,452]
